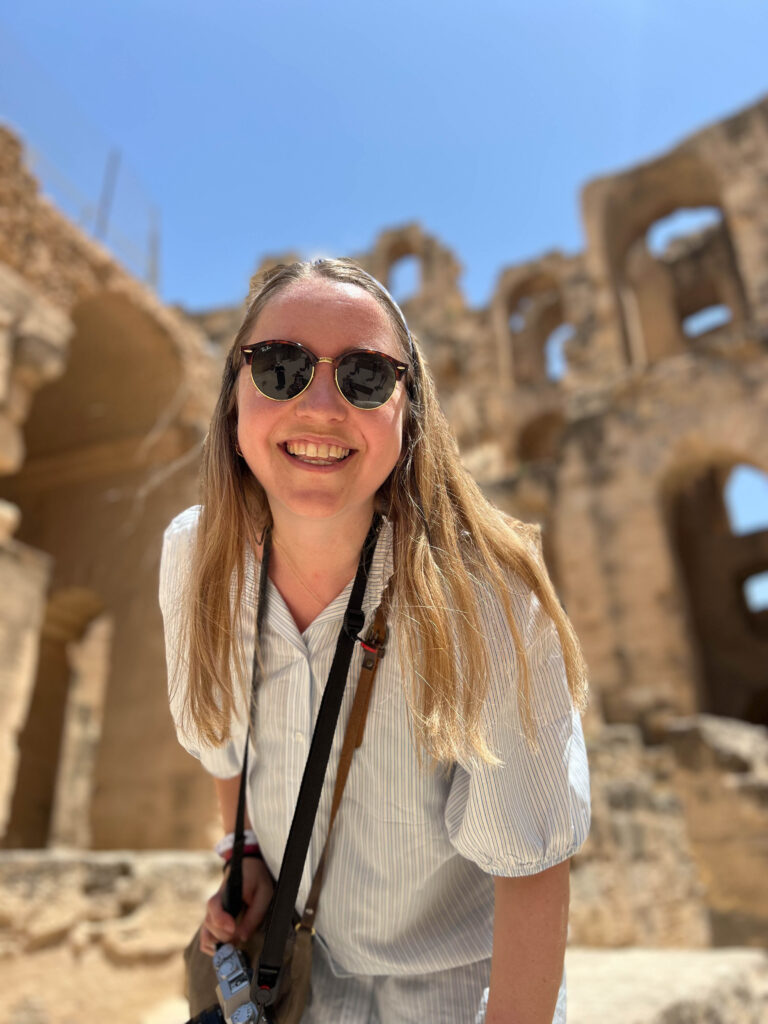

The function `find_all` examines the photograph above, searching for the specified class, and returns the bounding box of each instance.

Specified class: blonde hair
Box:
[178,258,588,762]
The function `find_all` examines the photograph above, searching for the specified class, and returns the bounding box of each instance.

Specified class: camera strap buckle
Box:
[254,962,282,1006]
[342,606,366,642]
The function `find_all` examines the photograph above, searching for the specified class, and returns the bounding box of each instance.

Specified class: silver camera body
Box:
[212,943,261,1023]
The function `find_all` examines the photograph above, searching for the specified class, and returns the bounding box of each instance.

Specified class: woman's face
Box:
[236,277,407,528]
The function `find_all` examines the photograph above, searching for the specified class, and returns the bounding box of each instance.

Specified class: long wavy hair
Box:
[177,258,588,763]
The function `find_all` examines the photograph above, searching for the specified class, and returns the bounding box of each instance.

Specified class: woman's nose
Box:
[295,361,347,419]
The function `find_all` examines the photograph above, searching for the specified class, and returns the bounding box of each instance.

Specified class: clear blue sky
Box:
[2,1,768,607]
[2,1,767,312]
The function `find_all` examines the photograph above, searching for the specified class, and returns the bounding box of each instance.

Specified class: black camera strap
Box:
[224,513,382,1009]
[222,525,273,923]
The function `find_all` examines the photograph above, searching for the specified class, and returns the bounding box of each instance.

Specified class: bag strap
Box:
[222,527,272,921]
[297,598,389,936]
[254,516,381,999]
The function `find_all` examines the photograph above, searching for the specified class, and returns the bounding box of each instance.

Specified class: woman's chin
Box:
[266,491,375,525]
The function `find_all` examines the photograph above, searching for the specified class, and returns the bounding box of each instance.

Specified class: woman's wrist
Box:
[214,828,260,859]
[220,846,263,872]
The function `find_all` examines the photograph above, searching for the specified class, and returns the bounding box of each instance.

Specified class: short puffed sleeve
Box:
[159,506,244,778]
[444,576,591,876]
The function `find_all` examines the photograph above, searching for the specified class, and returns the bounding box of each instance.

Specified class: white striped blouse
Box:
[159,506,590,977]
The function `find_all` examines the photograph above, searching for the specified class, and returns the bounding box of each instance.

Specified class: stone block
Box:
[566,948,768,1024]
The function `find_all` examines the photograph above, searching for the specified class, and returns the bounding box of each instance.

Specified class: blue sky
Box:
[2,1,767,311]
[1,1,767,606]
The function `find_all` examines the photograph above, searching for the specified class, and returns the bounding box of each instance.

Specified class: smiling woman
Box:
[234,277,407,534]
[159,258,590,1024]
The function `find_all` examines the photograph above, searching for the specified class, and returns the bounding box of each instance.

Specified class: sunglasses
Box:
[240,340,409,411]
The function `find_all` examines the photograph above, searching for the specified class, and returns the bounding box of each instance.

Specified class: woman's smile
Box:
[280,437,355,468]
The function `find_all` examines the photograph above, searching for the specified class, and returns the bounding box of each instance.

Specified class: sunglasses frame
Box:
[240,340,409,410]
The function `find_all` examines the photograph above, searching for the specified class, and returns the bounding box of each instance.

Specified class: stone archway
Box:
[491,262,575,386]
[365,223,464,314]
[583,149,748,369]
[663,459,768,725]
[0,288,209,848]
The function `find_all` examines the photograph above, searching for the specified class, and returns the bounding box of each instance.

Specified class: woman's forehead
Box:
[253,278,400,348]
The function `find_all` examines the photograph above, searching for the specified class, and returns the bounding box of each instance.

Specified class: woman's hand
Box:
[199,856,275,955]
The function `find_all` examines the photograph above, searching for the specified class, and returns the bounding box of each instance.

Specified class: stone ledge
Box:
[1,854,767,1022]
[566,947,768,1024]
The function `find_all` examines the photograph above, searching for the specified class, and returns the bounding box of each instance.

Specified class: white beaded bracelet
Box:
[214,828,259,857]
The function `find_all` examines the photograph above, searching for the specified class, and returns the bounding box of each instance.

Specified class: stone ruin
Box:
[0,94,767,1022]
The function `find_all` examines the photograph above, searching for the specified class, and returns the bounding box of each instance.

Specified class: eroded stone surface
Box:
[0,851,218,1023]
[0,852,766,1024]
[571,724,711,947]
[566,948,768,1024]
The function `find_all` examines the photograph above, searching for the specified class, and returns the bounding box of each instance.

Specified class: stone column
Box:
[48,613,113,848]
[0,508,51,837]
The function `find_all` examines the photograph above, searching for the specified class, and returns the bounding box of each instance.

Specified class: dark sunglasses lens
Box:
[336,353,397,410]
[250,343,312,399]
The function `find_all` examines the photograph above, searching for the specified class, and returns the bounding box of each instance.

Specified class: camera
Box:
[187,943,265,1024]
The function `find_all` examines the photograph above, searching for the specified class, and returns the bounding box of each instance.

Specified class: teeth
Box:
[285,441,350,460]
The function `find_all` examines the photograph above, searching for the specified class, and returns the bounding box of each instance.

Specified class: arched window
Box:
[646,206,723,257]
[744,573,768,614]
[508,296,533,333]
[544,323,574,382]
[682,305,732,338]
[388,254,421,304]
[501,275,567,385]
[725,464,768,614]
[666,461,768,723]
[724,464,768,535]
[646,205,738,343]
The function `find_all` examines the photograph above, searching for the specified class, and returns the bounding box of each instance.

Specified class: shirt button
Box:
[294,731,305,743]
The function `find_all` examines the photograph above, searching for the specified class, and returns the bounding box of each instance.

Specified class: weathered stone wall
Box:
[662,715,768,947]
[0,263,72,474]
[0,850,217,1024]
[552,335,768,728]
[579,98,768,385]
[571,723,710,948]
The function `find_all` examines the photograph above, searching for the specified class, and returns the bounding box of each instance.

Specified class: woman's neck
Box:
[263,505,376,632]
